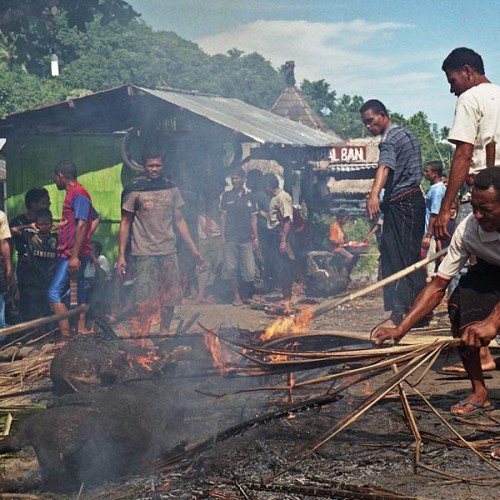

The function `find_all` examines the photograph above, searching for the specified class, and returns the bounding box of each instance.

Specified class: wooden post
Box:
[312,248,448,319]
[0,304,88,338]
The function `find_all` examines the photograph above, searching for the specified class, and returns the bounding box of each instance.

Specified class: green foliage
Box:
[0,0,139,75]
[0,62,70,116]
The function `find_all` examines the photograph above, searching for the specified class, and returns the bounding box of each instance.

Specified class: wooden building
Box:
[0,85,342,256]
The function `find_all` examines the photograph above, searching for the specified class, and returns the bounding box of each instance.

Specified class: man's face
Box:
[471,186,500,232]
[445,68,472,97]
[144,157,164,179]
[424,166,435,182]
[361,109,388,136]
[34,195,51,211]
[231,175,245,190]
[53,172,65,190]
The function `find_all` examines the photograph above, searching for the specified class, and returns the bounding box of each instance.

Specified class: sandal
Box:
[450,400,495,417]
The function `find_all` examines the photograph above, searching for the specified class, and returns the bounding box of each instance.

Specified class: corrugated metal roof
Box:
[136,86,343,147]
[329,163,378,172]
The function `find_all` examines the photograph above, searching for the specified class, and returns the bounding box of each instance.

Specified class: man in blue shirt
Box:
[422,161,446,278]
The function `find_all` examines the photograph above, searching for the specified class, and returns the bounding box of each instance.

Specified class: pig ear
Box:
[121,128,144,173]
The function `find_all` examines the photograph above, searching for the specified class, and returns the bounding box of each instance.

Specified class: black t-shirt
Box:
[18,229,58,286]
[10,213,33,259]
[219,189,258,243]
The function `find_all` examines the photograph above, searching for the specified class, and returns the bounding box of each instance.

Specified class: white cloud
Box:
[198,19,453,125]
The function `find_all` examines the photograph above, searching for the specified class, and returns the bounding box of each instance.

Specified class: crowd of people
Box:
[0,47,499,454]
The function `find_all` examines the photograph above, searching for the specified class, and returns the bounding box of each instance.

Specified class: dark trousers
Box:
[269,232,294,300]
[380,191,426,315]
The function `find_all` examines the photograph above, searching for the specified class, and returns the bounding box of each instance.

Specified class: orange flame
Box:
[130,300,161,339]
[260,306,314,342]
[203,332,232,373]
[126,351,160,372]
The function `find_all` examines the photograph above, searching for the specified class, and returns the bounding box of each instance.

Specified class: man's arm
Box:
[68,219,88,273]
[371,276,449,345]
[174,208,201,261]
[117,210,133,274]
[90,211,100,236]
[0,239,12,285]
[434,141,473,239]
[251,213,259,250]
[367,165,389,220]
[462,302,500,348]
[280,218,291,254]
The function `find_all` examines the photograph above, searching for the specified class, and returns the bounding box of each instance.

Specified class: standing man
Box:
[372,168,500,418]
[422,161,446,278]
[48,161,98,337]
[219,168,259,306]
[117,152,201,335]
[434,47,500,239]
[263,173,294,310]
[360,99,426,330]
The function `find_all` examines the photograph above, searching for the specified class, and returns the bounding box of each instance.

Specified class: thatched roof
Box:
[242,158,284,176]
[271,86,330,133]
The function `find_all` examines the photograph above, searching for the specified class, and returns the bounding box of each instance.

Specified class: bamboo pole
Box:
[312,248,448,319]
[0,305,88,338]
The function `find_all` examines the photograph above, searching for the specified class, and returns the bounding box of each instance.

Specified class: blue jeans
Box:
[48,256,90,305]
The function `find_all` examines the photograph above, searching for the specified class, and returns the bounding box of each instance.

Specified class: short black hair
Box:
[473,167,500,198]
[426,161,443,177]
[55,160,77,180]
[442,47,485,75]
[143,151,163,163]
[359,99,388,116]
[25,187,49,209]
[262,173,279,190]
[35,208,52,221]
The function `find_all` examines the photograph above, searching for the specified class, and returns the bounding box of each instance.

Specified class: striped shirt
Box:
[379,124,423,202]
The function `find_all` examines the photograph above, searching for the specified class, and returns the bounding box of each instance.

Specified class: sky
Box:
[128,0,500,129]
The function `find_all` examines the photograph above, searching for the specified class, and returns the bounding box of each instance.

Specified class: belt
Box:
[389,186,422,203]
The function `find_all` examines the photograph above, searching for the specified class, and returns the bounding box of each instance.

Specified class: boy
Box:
[17,209,57,321]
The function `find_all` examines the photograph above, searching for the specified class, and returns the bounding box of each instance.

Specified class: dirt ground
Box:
[2,289,500,499]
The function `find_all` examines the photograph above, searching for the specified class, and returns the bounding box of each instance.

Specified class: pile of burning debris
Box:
[1,294,500,497]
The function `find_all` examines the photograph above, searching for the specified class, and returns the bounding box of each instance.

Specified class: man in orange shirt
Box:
[329,209,357,273]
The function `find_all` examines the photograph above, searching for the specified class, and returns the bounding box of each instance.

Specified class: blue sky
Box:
[128,0,500,129]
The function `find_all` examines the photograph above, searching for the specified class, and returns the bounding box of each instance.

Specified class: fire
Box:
[130,300,161,338]
[260,306,314,341]
[203,332,232,373]
[126,351,160,372]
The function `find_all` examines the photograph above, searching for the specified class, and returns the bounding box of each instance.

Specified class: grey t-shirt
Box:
[122,181,184,256]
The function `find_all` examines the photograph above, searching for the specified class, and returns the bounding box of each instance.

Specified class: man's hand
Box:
[433,208,451,240]
[421,235,432,249]
[252,238,259,251]
[116,255,127,276]
[461,320,498,348]
[68,255,81,274]
[371,326,403,346]
[279,240,287,254]
[366,193,380,220]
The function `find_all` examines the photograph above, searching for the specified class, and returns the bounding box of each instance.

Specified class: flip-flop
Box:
[450,400,495,417]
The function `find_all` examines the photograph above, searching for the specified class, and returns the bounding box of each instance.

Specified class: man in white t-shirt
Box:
[371,168,500,419]
[434,47,500,238]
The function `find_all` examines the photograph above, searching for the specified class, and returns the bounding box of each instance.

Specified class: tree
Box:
[0,0,139,75]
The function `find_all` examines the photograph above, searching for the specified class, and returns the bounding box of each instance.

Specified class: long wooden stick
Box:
[0,305,88,338]
[312,248,448,319]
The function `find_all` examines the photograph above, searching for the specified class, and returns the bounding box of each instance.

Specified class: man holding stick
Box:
[372,168,500,417]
